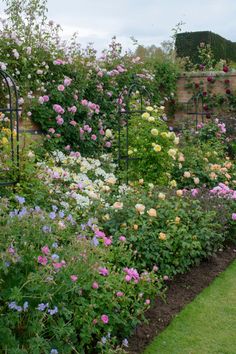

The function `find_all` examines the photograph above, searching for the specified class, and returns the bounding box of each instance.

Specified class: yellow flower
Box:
[161,132,168,138]
[184,171,191,178]
[142,112,150,119]
[133,224,139,230]
[113,202,123,209]
[170,180,177,188]
[193,177,200,184]
[158,192,166,200]
[146,106,154,112]
[175,217,181,224]
[176,189,183,197]
[1,137,9,145]
[153,144,162,152]
[135,203,146,214]
[147,208,157,217]
[168,149,177,160]
[159,232,167,241]
[148,116,155,122]
[151,128,159,136]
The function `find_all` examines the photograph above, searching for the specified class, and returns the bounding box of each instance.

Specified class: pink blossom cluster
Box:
[81,99,100,114]
[53,104,65,114]
[210,183,236,199]
[124,267,140,283]
[94,229,112,247]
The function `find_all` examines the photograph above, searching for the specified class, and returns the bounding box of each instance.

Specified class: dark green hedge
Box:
[175,31,236,64]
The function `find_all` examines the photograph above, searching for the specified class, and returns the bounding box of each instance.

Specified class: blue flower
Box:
[50,350,58,354]
[23,301,29,311]
[42,225,51,233]
[36,303,49,311]
[52,242,58,248]
[52,205,58,212]
[49,212,56,220]
[48,306,58,315]
[122,338,129,347]
[15,195,25,204]
[51,254,59,261]
[58,211,65,218]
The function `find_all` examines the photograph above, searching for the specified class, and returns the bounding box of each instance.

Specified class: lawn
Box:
[144,259,236,354]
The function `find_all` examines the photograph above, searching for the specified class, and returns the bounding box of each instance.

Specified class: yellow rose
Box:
[158,192,166,200]
[176,189,183,197]
[175,217,181,224]
[161,132,168,138]
[1,137,9,145]
[159,232,167,241]
[135,203,146,214]
[153,144,162,153]
[147,208,157,217]
[133,224,139,230]
[151,128,159,136]
[146,106,154,112]
[168,149,177,160]
[184,171,191,178]
[170,180,177,188]
[113,202,123,209]
[142,112,150,119]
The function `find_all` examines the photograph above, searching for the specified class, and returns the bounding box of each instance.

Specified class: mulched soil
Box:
[127,244,236,354]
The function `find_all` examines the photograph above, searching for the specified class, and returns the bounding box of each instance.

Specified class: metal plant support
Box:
[186,92,212,130]
[117,77,151,184]
[0,69,20,187]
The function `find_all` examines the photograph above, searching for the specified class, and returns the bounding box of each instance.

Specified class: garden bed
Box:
[127,243,236,354]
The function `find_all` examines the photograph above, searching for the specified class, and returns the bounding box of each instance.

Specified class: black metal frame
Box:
[0,69,20,187]
[186,92,212,129]
[117,77,151,183]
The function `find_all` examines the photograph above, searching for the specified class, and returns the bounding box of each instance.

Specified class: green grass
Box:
[144,260,236,354]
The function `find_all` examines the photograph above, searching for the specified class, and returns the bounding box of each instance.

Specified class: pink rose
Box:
[43,95,49,102]
[70,275,78,282]
[70,120,77,126]
[101,315,109,324]
[103,237,112,246]
[145,299,150,305]
[53,104,65,114]
[232,213,236,221]
[91,134,97,141]
[48,128,55,134]
[58,84,65,91]
[81,99,88,106]
[64,78,72,86]
[98,267,109,276]
[38,96,44,104]
[65,145,71,151]
[56,116,64,125]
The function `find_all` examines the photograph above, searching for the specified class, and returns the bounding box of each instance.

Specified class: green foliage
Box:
[176,31,236,64]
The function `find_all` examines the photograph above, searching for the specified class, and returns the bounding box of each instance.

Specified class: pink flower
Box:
[70,275,78,282]
[65,145,71,151]
[98,267,109,276]
[232,213,236,221]
[38,96,44,104]
[103,237,112,246]
[54,59,64,65]
[83,124,90,131]
[41,245,50,255]
[119,236,126,242]
[68,106,77,113]
[91,134,97,141]
[95,230,106,238]
[99,129,105,135]
[43,95,49,102]
[70,120,77,126]
[58,84,65,91]
[81,99,88,106]
[56,116,64,125]
[53,104,65,114]
[116,291,124,297]
[93,319,98,325]
[38,256,48,266]
[64,78,72,86]
[101,315,109,324]
[125,275,132,282]
[145,299,150,305]
[53,262,63,269]
[92,282,99,289]
[163,275,169,281]
[105,142,112,148]
[48,128,55,134]
[191,188,199,197]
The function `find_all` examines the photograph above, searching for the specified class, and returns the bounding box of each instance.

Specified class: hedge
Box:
[175,31,236,64]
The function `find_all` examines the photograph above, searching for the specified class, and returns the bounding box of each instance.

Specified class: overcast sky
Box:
[1,0,236,52]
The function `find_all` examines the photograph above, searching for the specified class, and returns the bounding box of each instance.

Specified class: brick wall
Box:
[175,71,236,123]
